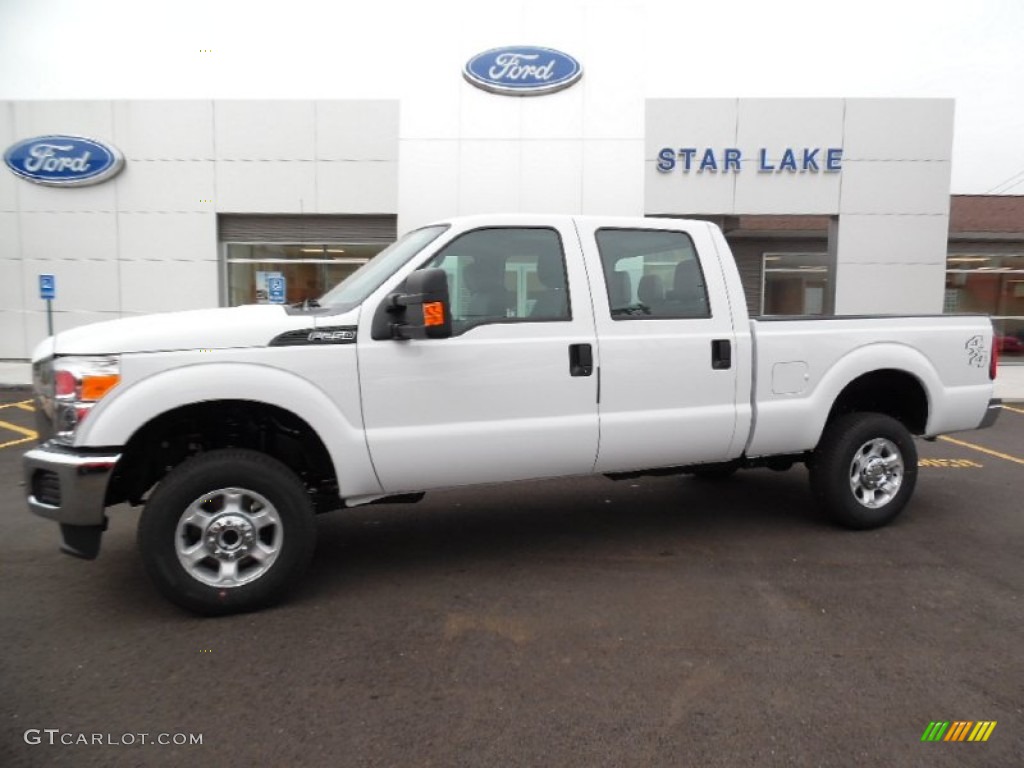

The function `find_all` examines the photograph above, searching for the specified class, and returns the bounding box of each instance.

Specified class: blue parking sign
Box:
[267,275,286,305]
[39,274,56,300]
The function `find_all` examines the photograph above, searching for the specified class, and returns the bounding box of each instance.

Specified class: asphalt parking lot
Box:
[1,386,1022,767]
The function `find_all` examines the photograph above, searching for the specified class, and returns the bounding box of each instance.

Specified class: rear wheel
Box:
[810,413,918,529]
[138,449,316,615]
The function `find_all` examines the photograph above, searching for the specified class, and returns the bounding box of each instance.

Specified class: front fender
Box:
[74,361,383,499]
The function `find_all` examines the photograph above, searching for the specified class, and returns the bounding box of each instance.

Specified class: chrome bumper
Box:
[24,442,121,558]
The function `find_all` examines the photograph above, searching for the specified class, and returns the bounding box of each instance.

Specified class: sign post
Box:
[39,274,56,336]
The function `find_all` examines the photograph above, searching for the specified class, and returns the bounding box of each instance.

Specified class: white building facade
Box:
[1,78,953,359]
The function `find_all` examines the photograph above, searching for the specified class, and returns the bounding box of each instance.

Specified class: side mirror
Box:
[371,267,452,340]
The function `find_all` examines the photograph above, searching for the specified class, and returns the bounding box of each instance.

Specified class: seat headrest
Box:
[535,252,564,289]
[637,274,665,305]
[673,259,703,297]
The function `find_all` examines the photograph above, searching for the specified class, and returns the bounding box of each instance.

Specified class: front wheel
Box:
[809,413,918,530]
[138,449,316,615]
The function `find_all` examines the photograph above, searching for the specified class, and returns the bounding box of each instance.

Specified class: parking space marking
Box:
[938,435,1024,467]
[0,399,34,412]
[0,418,37,450]
[918,458,983,468]
[1000,404,1024,415]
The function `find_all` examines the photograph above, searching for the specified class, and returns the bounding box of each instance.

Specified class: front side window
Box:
[427,227,570,333]
[595,229,710,320]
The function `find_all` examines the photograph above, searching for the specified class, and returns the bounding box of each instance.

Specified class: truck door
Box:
[574,220,741,472]
[356,223,599,493]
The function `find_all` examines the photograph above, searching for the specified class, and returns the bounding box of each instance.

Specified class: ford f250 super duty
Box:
[23,215,1001,614]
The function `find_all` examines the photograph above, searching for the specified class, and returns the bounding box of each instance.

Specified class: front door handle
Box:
[711,339,732,370]
[569,343,593,377]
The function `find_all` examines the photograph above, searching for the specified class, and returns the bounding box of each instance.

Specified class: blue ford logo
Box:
[463,46,583,96]
[4,135,125,187]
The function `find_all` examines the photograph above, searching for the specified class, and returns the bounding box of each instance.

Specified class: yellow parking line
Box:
[0,418,36,439]
[0,435,35,450]
[1001,404,1024,415]
[938,435,1024,466]
[0,399,34,411]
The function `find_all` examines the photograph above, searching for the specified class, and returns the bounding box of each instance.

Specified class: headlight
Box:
[51,356,121,444]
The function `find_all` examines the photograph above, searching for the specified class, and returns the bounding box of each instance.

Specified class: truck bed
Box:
[745,314,995,457]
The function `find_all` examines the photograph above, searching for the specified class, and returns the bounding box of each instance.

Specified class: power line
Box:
[987,167,1024,194]
[996,176,1024,194]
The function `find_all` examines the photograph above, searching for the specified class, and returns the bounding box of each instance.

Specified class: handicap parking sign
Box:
[267,275,286,305]
[39,274,56,300]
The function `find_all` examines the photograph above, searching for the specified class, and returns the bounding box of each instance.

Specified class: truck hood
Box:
[41,305,356,357]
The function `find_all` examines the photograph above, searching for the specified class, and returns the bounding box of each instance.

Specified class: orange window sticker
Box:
[423,301,445,327]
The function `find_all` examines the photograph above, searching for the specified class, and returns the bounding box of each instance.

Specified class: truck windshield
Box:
[319,225,449,309]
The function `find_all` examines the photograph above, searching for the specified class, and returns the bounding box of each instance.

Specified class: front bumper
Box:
[24,442,121,558]
[978,398,1002,429]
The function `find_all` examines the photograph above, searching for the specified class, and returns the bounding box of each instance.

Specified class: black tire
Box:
[809,412,918,530]
[138,449,316,615]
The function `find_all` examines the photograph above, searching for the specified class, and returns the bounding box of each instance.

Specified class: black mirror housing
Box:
[370,268,452,340]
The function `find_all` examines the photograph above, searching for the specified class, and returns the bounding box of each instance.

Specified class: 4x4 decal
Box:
[965,335,987,368]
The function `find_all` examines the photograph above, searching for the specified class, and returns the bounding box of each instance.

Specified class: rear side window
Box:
[427,227,571,334]
[595,229,710,320]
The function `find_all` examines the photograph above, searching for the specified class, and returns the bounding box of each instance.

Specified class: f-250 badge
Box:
[965,335,987,367]
[269,326,357,346]
[308,329,356,343]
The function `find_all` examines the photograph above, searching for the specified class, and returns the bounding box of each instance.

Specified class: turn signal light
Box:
[81,374,121,401]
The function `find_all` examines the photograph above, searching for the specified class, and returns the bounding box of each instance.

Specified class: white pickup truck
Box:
[24,214,1001,614]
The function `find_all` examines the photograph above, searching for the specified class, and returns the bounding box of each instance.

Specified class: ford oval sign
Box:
[463,46,583,96]
[3,135,125,187]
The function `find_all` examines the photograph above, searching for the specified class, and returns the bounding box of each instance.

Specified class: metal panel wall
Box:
[218,214,397,244]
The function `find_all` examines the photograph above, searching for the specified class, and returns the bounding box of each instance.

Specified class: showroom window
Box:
[761,253,829,316]
[224,242,388,307]
[945,253,1024,361]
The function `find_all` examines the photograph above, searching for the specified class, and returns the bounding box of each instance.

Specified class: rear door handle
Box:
[569,343,593,377]
[711,339,732,370]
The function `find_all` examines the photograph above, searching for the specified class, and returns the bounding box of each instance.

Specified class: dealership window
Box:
[225,242,388,306]
[945,253,1024,361]
[761,253,829,316]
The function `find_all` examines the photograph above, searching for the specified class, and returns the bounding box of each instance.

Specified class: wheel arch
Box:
[79,362,382,504]
[107,399,339,511]
[825,368,930,435]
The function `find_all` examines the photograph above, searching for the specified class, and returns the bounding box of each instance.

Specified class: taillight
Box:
[990,335,999,380]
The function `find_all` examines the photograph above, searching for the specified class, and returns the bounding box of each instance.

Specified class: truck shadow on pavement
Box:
[302,468,829,598]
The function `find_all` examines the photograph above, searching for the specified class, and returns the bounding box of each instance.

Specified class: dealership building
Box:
[2,56,1023,362]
